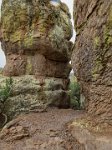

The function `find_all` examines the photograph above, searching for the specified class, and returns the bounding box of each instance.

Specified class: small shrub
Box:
[0,68,3,74]
[0,77,13,108]
[69,76,81,109]
[0,77,13,127]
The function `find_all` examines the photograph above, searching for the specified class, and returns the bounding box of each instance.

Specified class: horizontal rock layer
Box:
[3,54,71,78]
[0,0,73,116]
[1,0,73,62]
[0,75,70,118]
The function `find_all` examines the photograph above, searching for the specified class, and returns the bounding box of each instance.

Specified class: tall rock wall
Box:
[0,0,73,118]
[72,0,112,123]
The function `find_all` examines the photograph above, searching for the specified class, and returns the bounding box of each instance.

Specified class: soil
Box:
[0,108,85,150]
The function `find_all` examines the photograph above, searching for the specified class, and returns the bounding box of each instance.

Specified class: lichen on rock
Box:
[72,0,112,124]
[0,0,73,118]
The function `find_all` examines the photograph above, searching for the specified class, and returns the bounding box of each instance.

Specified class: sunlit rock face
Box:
[72,0,112,124]
[0,0,73,117]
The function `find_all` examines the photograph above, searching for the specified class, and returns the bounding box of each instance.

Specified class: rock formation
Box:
[0,109,112,150]
[72,0,112,124]
[0,109,85,150]
[0,0,73,118]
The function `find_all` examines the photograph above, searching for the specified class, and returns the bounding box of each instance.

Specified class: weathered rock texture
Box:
[0,109,112,150]
[0,75,70,118]
[0,109,85,150]
[72,0,112,123]
[69,118,112,150]
[0,0,73,117]
[1,0,73,75]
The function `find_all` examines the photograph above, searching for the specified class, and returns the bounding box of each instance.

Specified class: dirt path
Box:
[0,108,85,150]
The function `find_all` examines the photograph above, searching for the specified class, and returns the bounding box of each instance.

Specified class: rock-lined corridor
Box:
[0,0,112,149]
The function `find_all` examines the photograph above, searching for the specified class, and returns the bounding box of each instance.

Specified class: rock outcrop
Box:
[0,75,70,118]
[72,0,112,124]
[0,0,73,117]
[1,0,73,75]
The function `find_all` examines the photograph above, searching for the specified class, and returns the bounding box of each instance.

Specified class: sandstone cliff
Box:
[0,1,112,149]
[72,0,112,124]
[1,0,73,75]
[0,0,73,118]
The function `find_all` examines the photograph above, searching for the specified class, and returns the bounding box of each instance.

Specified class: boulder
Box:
[0,0,73,117]
[1,0,73,63]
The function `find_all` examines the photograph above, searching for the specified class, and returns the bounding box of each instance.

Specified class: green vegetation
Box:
[69,75,81,109]
[94,36,100,48]
[0,77,13,106]
[0,77,13,128]
[0,68,3,74]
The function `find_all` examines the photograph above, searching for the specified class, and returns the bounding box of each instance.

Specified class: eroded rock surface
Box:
[69,118,112,150]
[1,0,73,75]
[72,0,112,124]
[0,108,85,150]
[0,75,70,119]
[0,108,112,150]
[0,0,73,116]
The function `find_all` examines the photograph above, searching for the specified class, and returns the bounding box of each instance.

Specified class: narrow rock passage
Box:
[0,108,85,150]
